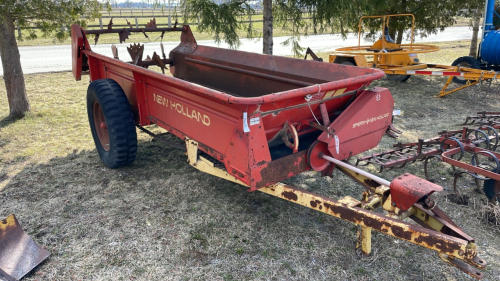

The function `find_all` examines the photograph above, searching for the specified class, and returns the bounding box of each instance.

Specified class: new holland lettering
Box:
[152,93,210,126]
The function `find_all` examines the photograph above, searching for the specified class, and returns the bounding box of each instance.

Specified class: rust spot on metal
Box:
[256,151,308,188]
[310,201,317,208]
[282,191,298,201]
[0,214,51,281]
[256,160,268,166]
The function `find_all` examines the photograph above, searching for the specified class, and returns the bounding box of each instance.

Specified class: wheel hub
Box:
[93,101,110,151]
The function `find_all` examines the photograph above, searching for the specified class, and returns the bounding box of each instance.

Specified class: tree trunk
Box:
[262,0,273,55]
[395,0,406,44]
[0,12,29,120]
[469,8,481,57]
[396,25,404,44]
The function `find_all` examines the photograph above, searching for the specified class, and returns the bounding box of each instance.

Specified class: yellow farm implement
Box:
[314,14,500,97]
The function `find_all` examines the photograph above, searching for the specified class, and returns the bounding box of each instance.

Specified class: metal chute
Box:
[0,214,50,281]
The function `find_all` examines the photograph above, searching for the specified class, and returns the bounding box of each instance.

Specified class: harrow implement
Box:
[357,114,500,203]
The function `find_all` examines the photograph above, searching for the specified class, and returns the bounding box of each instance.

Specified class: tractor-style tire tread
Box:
[87,79,137,168]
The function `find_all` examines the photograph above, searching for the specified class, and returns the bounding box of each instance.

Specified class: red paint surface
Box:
[71,24,392,191]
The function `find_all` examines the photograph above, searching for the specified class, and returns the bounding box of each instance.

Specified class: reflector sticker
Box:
[243,112,250,132]
[323,90,335,99]
[333,88,347,97]
[322,88,347,99]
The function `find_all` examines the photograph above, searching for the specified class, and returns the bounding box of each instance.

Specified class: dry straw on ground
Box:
[1,40,500,280]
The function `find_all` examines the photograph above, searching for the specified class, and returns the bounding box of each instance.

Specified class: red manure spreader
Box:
[71,22,486,278]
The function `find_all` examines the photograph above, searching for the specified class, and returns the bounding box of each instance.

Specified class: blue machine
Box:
[452,0,500,77]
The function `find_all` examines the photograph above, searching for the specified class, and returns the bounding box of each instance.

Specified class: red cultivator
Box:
[70,20,488,278]
[357,112,500,204]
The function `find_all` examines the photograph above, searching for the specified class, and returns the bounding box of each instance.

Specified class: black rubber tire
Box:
[386,74,411,82]
[87,79,137,168]
[341,61,356,66]
[451,56,481,84]
[483,179,500,203]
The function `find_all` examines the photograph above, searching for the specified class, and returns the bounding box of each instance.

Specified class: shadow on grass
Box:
[0,115,21,129]
[1,129,499,280]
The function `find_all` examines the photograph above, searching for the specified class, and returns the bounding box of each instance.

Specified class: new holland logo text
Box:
[352,113,390,128]
[153,93,211,126]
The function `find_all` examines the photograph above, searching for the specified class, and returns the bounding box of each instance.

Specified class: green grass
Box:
[0,40,499,280]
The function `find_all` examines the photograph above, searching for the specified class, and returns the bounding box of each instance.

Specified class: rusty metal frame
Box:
[181,138,486,278]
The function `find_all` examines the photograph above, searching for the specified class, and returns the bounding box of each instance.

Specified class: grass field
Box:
[1,40,500,280]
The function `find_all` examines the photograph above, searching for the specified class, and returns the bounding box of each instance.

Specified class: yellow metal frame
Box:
[328,13,499,97]
[184,138,485,278]
[185,138,246,185]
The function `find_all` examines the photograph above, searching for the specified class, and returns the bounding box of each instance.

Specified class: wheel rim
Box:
[454,62,470,82]
[93,101,110,151]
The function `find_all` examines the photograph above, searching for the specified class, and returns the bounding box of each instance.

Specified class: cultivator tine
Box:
[94,34,99,46]
[0,214,50,281]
